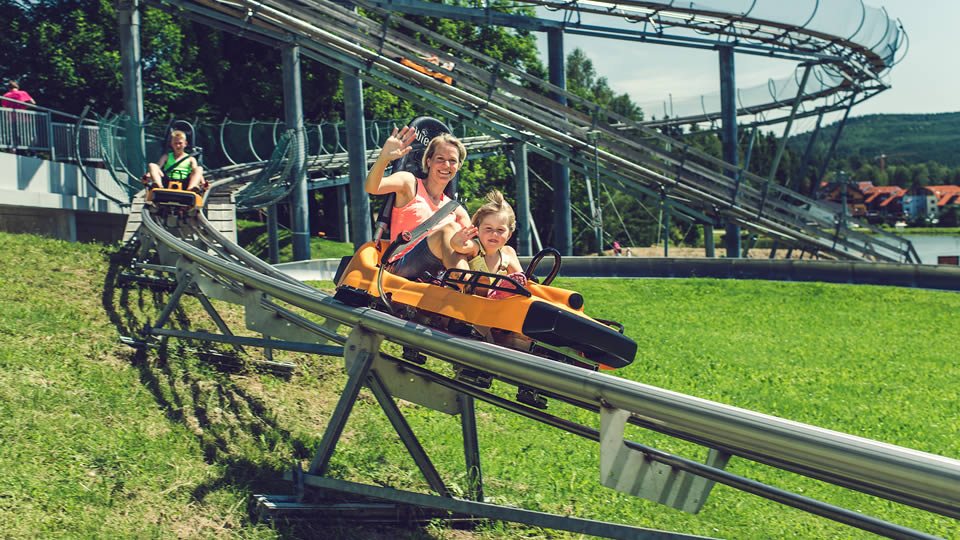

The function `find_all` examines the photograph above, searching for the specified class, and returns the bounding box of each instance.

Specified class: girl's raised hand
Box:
[450,225,478,254]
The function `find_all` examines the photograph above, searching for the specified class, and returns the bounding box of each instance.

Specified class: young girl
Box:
[448,190,525,297]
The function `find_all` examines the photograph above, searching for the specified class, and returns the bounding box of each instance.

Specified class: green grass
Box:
[237,219,356,263]
[878,226,960,236]
[1,230,958,538]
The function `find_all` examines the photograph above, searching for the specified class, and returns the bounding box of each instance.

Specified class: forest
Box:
[2,0,958,252]
[788,112,960,189]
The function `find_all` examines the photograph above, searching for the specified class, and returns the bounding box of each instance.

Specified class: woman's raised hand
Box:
[381,125,418,161]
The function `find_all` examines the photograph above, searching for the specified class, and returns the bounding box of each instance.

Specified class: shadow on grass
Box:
[99,243,348,535]
[100,241,451,539]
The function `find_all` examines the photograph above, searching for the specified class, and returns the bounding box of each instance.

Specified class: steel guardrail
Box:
[138,207,960,521]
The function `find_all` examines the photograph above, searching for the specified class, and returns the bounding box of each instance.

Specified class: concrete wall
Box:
[523,255,960,292]
[0,151,128,243]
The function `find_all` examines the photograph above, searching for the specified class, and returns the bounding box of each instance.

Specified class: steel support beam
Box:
[282,44,311,261]
[547,28,571,255]
[458,393,484,502]
[367,370,451,497]
[719,46,740,258]
[790,109,824,194]
[704,222,715,257]
[586,135,603,255]
[814,95,858,198]
[336,184,350,243]
[267,205,279,264]
[512,142,532,256]
[308,327,380,476]
[294,473,705,540]
[344,72,371,247]
[117,0,146,171]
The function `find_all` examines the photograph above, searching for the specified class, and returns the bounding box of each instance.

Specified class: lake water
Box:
[902,235,960,265]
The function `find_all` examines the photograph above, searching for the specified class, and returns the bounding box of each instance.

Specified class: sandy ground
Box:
[601,246,807,259]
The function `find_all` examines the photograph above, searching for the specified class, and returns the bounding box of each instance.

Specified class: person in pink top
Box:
[3,80,37,152]
[365,126,474,280]
[1,80,36,110]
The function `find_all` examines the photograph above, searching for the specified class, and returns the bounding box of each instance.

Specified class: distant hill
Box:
[788,111,960,168]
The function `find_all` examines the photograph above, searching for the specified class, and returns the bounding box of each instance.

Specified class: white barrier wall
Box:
[0,151,127,243]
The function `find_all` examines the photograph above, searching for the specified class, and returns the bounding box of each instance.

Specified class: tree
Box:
[853,163,881,186]
[565,48,642,121]
[13,1,124,114]
[0,1,32,86]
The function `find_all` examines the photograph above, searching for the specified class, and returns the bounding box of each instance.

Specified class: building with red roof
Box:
[863,185,906,223]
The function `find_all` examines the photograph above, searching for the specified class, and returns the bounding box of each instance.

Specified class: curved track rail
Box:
[127,203,959,537]
[516,0,904,127]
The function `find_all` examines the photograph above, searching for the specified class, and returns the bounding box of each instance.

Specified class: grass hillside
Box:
[1,231,958,538]
[788,111,960,167]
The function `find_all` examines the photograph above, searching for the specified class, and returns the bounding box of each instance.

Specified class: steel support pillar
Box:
[732,127,757,205]
[337,184,350,243]
[512,142,532,256]
[282,44,311,261]
[267,206,279,265]
[344,73,371,247]
[548,28,571,255]
[308,327,380,476]
[719,46,740,258]
[661,190,671,257]
[587,136,603,255]
[790,110,824,194]
[814,95,857,198]
[367,370,451,498]
[459,394,484,502]
[704,223,715,257]
[117,0,145,172]
[769,65,811,184]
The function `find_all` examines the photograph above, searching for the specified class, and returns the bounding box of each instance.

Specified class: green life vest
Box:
[163,153,192,181]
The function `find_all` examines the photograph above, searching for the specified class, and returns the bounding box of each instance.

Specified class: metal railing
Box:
[0,102,108,163]
[130,205,960,538]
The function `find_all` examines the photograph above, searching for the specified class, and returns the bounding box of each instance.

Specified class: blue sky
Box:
[535,0,959,122]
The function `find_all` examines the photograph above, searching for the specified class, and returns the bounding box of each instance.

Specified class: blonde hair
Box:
[421,133,466,173]
[472,190,516,233]
[170,130,187,142]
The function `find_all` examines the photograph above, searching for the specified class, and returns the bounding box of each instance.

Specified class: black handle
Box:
[381,231,412,266]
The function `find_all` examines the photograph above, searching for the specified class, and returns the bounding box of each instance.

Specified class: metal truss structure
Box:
[121,203,960,538]
[108,3,957,535]
[145,0,916,263]
[358,0,906,130]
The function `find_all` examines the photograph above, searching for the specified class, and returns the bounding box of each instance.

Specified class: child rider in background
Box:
[145,130,205,193]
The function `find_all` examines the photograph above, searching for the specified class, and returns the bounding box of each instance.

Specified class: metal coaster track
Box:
[196,133,509,210]
[359,0,905,129]
[127,204,960,537]
[151,0,914,263]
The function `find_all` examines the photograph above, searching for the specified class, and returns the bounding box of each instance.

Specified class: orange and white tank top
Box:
[390,177,457,258]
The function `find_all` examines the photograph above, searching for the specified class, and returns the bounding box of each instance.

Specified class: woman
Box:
[365,126,472,280]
